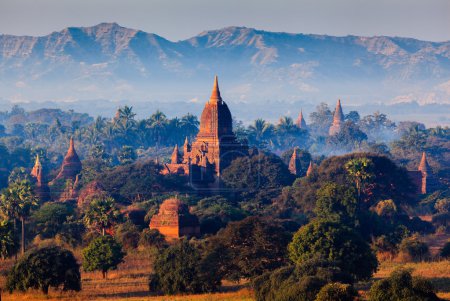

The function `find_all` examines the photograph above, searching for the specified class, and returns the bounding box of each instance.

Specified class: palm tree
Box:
[180,113,200,139]
[345,158,374,200]
[248,119,274,149]
[0,180,38,255]
[148,110,168,147]
[83,197,120,236]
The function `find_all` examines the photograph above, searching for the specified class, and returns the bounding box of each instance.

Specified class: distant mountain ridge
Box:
[1,22,450,106]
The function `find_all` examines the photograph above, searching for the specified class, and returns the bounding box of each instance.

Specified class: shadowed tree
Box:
[0,180,38,255]
[83,197,120,236]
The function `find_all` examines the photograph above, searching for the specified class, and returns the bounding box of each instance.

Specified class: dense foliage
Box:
[6,246,81,294]
[149,239,221,295]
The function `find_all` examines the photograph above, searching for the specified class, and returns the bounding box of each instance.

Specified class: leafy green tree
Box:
[209,216,290,281]
[0,180,38,254]
[345,157,374,198]
[83,197,120,236]
[82,235,125,279]
[6,246,81,294]
[314,183,358,224]
[368,269,439,301]
[31,202,74,239]
[288,219,378,281]
[149,239,220,295]
[0,219,19,259]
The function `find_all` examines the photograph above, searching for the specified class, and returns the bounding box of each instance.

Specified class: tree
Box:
[82,235,125,279]
[398,237,430,262]
[31,202,74,239]
[115,221,140,250]
[6,246,81,294]
[117,145,137,165]
[149,239,221,295]
[83,197,120,236]
[209,216,290,281]
[139,229,168,250]
[315,282,358,301]
[0,219,18,259]
[345,157,374,199]
[314,183,358,224]
[0,180,38,254]
[288,219,378,281]
[368,269,439,301]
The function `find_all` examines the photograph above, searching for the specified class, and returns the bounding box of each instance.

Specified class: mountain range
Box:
[0,23,449,123]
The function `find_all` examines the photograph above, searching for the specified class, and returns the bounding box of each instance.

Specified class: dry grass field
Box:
[0,237,449,300]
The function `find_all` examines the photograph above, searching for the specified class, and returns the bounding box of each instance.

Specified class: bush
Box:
[368,269,439,301]
[6,246,81,294]
[398,237,430,262]
[315,282,357,301]
[252,258,353,301]
[82,235,125,279]
[115,221,140,250]
[139,229,167,250]
[149,239,220,295]
[440,241,450,258]
[288,219,378,281]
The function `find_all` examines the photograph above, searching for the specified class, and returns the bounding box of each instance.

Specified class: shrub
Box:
[398,237,430,262]
[82,235,125,279]
[149,239,220,295]
[138,229,167,250]
[315,282,357,301]
[252,258,353,301]
[368,269,439,301]
[288,219,378,281]
[435,198,450,214]
[31,202,74,239]
[6,246,80,294]
[440,241,450,258]
[115,221,140,250]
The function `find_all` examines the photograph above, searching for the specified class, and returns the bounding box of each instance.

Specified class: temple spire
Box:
[288,148,300,176]
[31,154,42,178]
[306,161,314,177]
[209,75,222,103]
[329,99,345,135]
[171,144,181,164]
[296,109,307,129]
[418,152,430,173]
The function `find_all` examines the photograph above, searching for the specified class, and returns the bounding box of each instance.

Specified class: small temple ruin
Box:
[30,154,50,201]
[408,152,434,194]
[149,197,200,240]
[329,99,345,135]
[162,76,248,185]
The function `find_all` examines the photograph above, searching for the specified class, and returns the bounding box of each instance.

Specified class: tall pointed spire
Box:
[209,75,222,103]
[31,154,42,178]
[296,109,307,129]
[54,137,82,182]
[288,148,300,176]
[306,161,314,177]
[329,99,345,135]
[171,144,181,164]
[418,152,430,173]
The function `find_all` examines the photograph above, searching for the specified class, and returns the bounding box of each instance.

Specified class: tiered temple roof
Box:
[55,137,82,181]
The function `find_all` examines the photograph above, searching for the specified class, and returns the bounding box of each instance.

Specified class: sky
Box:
[0,0,449,41]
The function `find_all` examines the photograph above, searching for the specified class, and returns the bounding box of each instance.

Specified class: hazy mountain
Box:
[1,23,449,119]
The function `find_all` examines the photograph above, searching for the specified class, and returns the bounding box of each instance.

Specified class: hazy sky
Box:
[0,0,449,41]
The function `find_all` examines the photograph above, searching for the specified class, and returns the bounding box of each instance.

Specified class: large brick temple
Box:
[162,76,248,185]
